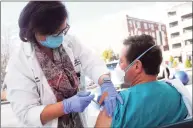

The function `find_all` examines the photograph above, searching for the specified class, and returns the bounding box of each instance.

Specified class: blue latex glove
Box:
[63,91,94,114]
[101,81,123,117]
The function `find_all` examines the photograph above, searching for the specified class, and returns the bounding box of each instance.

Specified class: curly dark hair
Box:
[123,34,163,75]
[18,1,68,43]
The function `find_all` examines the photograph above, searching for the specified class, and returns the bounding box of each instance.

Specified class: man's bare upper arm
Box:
[95,109,112,128]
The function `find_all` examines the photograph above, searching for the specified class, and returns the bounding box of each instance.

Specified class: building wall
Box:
[126,15,169,51]
[166,2,192,64]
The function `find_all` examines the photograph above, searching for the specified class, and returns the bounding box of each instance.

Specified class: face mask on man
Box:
[40,34,64,49]
[116,44,156,86]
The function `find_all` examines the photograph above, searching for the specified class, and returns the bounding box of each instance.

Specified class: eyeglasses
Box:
[53,24,70,37]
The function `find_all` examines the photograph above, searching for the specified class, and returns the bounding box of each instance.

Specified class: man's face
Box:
[119,46,137,83]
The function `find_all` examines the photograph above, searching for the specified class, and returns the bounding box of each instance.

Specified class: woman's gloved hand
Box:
[101,82,123,117]
[63,91,94,114]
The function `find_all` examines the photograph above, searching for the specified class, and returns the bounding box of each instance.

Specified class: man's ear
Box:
[135,60,143,73]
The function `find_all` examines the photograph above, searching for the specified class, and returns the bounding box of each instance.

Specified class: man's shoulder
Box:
[118,89,134,103]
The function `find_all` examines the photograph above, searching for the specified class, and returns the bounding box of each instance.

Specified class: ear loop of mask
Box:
[124,44,157,73]
[120,44,156,87]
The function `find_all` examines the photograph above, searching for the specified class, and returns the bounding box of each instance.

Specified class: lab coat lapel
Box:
[23,42,57,103]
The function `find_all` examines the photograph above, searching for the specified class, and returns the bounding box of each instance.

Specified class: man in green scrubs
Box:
[95,34,188,128]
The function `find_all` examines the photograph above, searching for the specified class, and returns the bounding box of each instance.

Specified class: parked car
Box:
[82,60,172,89]
[158,64,171,80]
[106,60,119,71]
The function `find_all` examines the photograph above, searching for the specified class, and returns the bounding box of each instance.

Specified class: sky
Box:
[1,2,183,54]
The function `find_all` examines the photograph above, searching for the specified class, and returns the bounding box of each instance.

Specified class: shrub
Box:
[172,60,178,68]
[185,59,192,68]
[169,56,174,63]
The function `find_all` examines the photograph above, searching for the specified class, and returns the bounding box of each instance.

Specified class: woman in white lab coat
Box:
[5,1,123,128]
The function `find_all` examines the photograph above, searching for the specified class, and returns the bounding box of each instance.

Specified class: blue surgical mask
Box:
[40,34,64,49]
[118,45,157,84]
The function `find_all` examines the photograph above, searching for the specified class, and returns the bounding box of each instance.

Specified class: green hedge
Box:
[185,59,192,68]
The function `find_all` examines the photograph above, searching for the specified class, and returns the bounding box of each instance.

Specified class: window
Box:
[144,23,148,29]
[158,25,161,31]
[187,55,192,62]
[148,24,151,28]
[172,43,181,49]
[129,20,132,27]
[151,24,154,30]
[185,39,192,46]
[163,45,169,51]
[171,32,180,38]
[169,21,178,28]
[181,13,192,21]
[183,26,192,33]
[138,31,142,35]
[131,31,134,36]
[152,32,156,38]
[136,21,141,28]
[162,26,165,31]
[168,11,176,17]
[145,31,149,35]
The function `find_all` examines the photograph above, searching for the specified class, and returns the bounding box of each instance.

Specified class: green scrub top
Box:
[111,81,188,128]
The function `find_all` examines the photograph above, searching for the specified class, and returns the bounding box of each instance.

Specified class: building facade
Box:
[126,15,169,52]
[166,2,192,63]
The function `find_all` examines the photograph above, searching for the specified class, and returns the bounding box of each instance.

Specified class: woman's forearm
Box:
[40,101,65,125]
[40,91,94,125]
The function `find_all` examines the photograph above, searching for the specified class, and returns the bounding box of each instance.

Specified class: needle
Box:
[92,99,101,106]
[92,92,109,107]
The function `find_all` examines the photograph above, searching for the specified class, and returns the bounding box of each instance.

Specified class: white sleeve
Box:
[166,79,192,119]
[70,36,109,84]
[5,61,46,127]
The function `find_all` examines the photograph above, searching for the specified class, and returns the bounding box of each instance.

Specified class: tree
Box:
[1,42,10,86]
[102,49,113,62]
[1,25,13,86]
[172,60,178,68]
[185,59,192,68]
[169,56,174,63]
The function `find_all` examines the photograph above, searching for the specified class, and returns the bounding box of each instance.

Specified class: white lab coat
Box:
[165,79,192,119]
[5,35,109,127]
